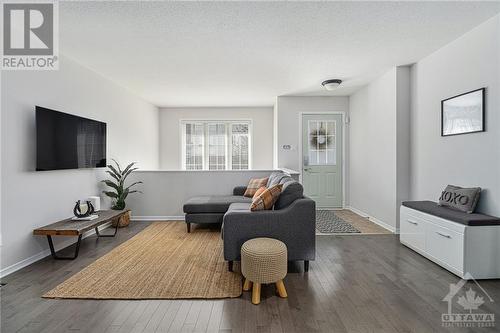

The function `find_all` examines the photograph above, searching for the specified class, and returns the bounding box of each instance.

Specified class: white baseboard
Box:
[131,216,185,221]
[346,206,398,233]
[0,222,111,279]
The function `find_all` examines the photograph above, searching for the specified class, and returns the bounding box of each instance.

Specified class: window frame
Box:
[180,119,253,170]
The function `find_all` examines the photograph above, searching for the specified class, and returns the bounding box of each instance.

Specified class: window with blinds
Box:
[184,123,204,170]
[231,123,249,170]
[207,123,226,170]
[181,121,251,170]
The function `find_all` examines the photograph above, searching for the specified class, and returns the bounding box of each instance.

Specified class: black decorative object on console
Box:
[73,200,95,218]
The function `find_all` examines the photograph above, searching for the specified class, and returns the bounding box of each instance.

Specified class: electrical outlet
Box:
[282,144,296,151]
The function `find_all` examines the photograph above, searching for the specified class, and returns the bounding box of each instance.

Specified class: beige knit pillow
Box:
[250,184,283,211]
[244,177,269,198]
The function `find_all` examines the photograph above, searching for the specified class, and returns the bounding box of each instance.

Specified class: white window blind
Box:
[181,121,251,170]
[184,123,204,170]
[231,123,249,170]
[207,123,226,170]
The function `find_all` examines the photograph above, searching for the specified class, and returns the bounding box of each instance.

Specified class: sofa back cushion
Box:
[244,177,269,197]
[250,184,283,211]
[274,176,304,210]
[438,185,481,213]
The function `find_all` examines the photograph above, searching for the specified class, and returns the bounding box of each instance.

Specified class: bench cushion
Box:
[183,196,252,214]
[402,201,500,226]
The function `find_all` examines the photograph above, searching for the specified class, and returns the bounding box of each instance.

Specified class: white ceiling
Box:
[60,1,500,107]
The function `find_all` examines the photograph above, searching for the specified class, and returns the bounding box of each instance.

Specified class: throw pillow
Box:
[243,177,269,197]
[251,184,283,211]
[438,185,481,213]
[252,186,267,200]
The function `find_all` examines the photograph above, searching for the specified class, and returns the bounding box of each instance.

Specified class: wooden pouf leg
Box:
[276,280,288,298]
[243,279,253,291]
[252,283,261,305]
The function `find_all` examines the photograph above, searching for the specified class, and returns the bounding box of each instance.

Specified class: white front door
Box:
[302,114,343,208]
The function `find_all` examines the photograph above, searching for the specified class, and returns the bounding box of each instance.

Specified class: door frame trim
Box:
[299,111,346,208]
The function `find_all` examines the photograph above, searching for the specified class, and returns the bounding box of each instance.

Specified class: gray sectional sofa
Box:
[183,171,316,272]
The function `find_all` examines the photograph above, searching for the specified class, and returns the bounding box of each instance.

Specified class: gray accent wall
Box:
[410,14,500,217]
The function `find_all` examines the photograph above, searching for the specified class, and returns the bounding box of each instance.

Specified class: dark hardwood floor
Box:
[2,222,500,332]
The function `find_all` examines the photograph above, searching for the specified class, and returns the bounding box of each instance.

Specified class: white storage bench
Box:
[400,201,500,280]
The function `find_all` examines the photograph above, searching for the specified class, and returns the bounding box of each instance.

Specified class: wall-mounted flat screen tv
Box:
[36,106,107,171]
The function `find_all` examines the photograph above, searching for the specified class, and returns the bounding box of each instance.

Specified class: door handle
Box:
[304,167,311,172]
[407,219,418,226]
[436,231,452,239]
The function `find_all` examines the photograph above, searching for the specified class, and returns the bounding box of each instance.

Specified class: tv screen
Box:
[36,106,107,171]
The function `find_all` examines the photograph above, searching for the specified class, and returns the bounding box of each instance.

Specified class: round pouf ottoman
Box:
[241,237,288,305]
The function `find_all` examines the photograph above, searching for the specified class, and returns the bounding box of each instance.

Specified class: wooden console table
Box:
[33,209,130,260]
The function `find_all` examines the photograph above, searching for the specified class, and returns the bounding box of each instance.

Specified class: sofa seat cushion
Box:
[221,202,252,240]
[184,196,252,214]
[402,201,500,226]
[227,202,252,212]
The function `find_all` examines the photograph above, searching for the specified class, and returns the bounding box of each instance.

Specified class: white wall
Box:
[273,100,279,168]
[1,55,159,274]
[159,107,273,170]
[349,69,397,229]
[396,67,411,224]
[275,96,349,172]
[410,14,500,216]
[348,67,410,231]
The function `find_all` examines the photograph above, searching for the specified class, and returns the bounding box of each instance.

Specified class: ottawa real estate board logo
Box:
[442,273,495,328]
[1,1,59,70]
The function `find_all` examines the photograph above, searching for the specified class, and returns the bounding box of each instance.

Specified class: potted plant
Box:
[102,160,142,227]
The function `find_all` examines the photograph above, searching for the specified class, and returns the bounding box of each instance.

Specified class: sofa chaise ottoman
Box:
[183,194,251,232]
[183,171,316,272]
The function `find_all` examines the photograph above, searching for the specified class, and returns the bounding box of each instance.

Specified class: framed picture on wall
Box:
[441,88,485,136]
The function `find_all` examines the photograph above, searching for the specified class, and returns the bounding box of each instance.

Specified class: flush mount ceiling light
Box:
[322,79,342,91]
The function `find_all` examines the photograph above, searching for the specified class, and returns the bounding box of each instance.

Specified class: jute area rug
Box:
[43,222,242,300]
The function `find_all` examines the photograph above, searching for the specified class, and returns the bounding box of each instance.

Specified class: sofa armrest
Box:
[233,186,247,196]
[222,198,316,261]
